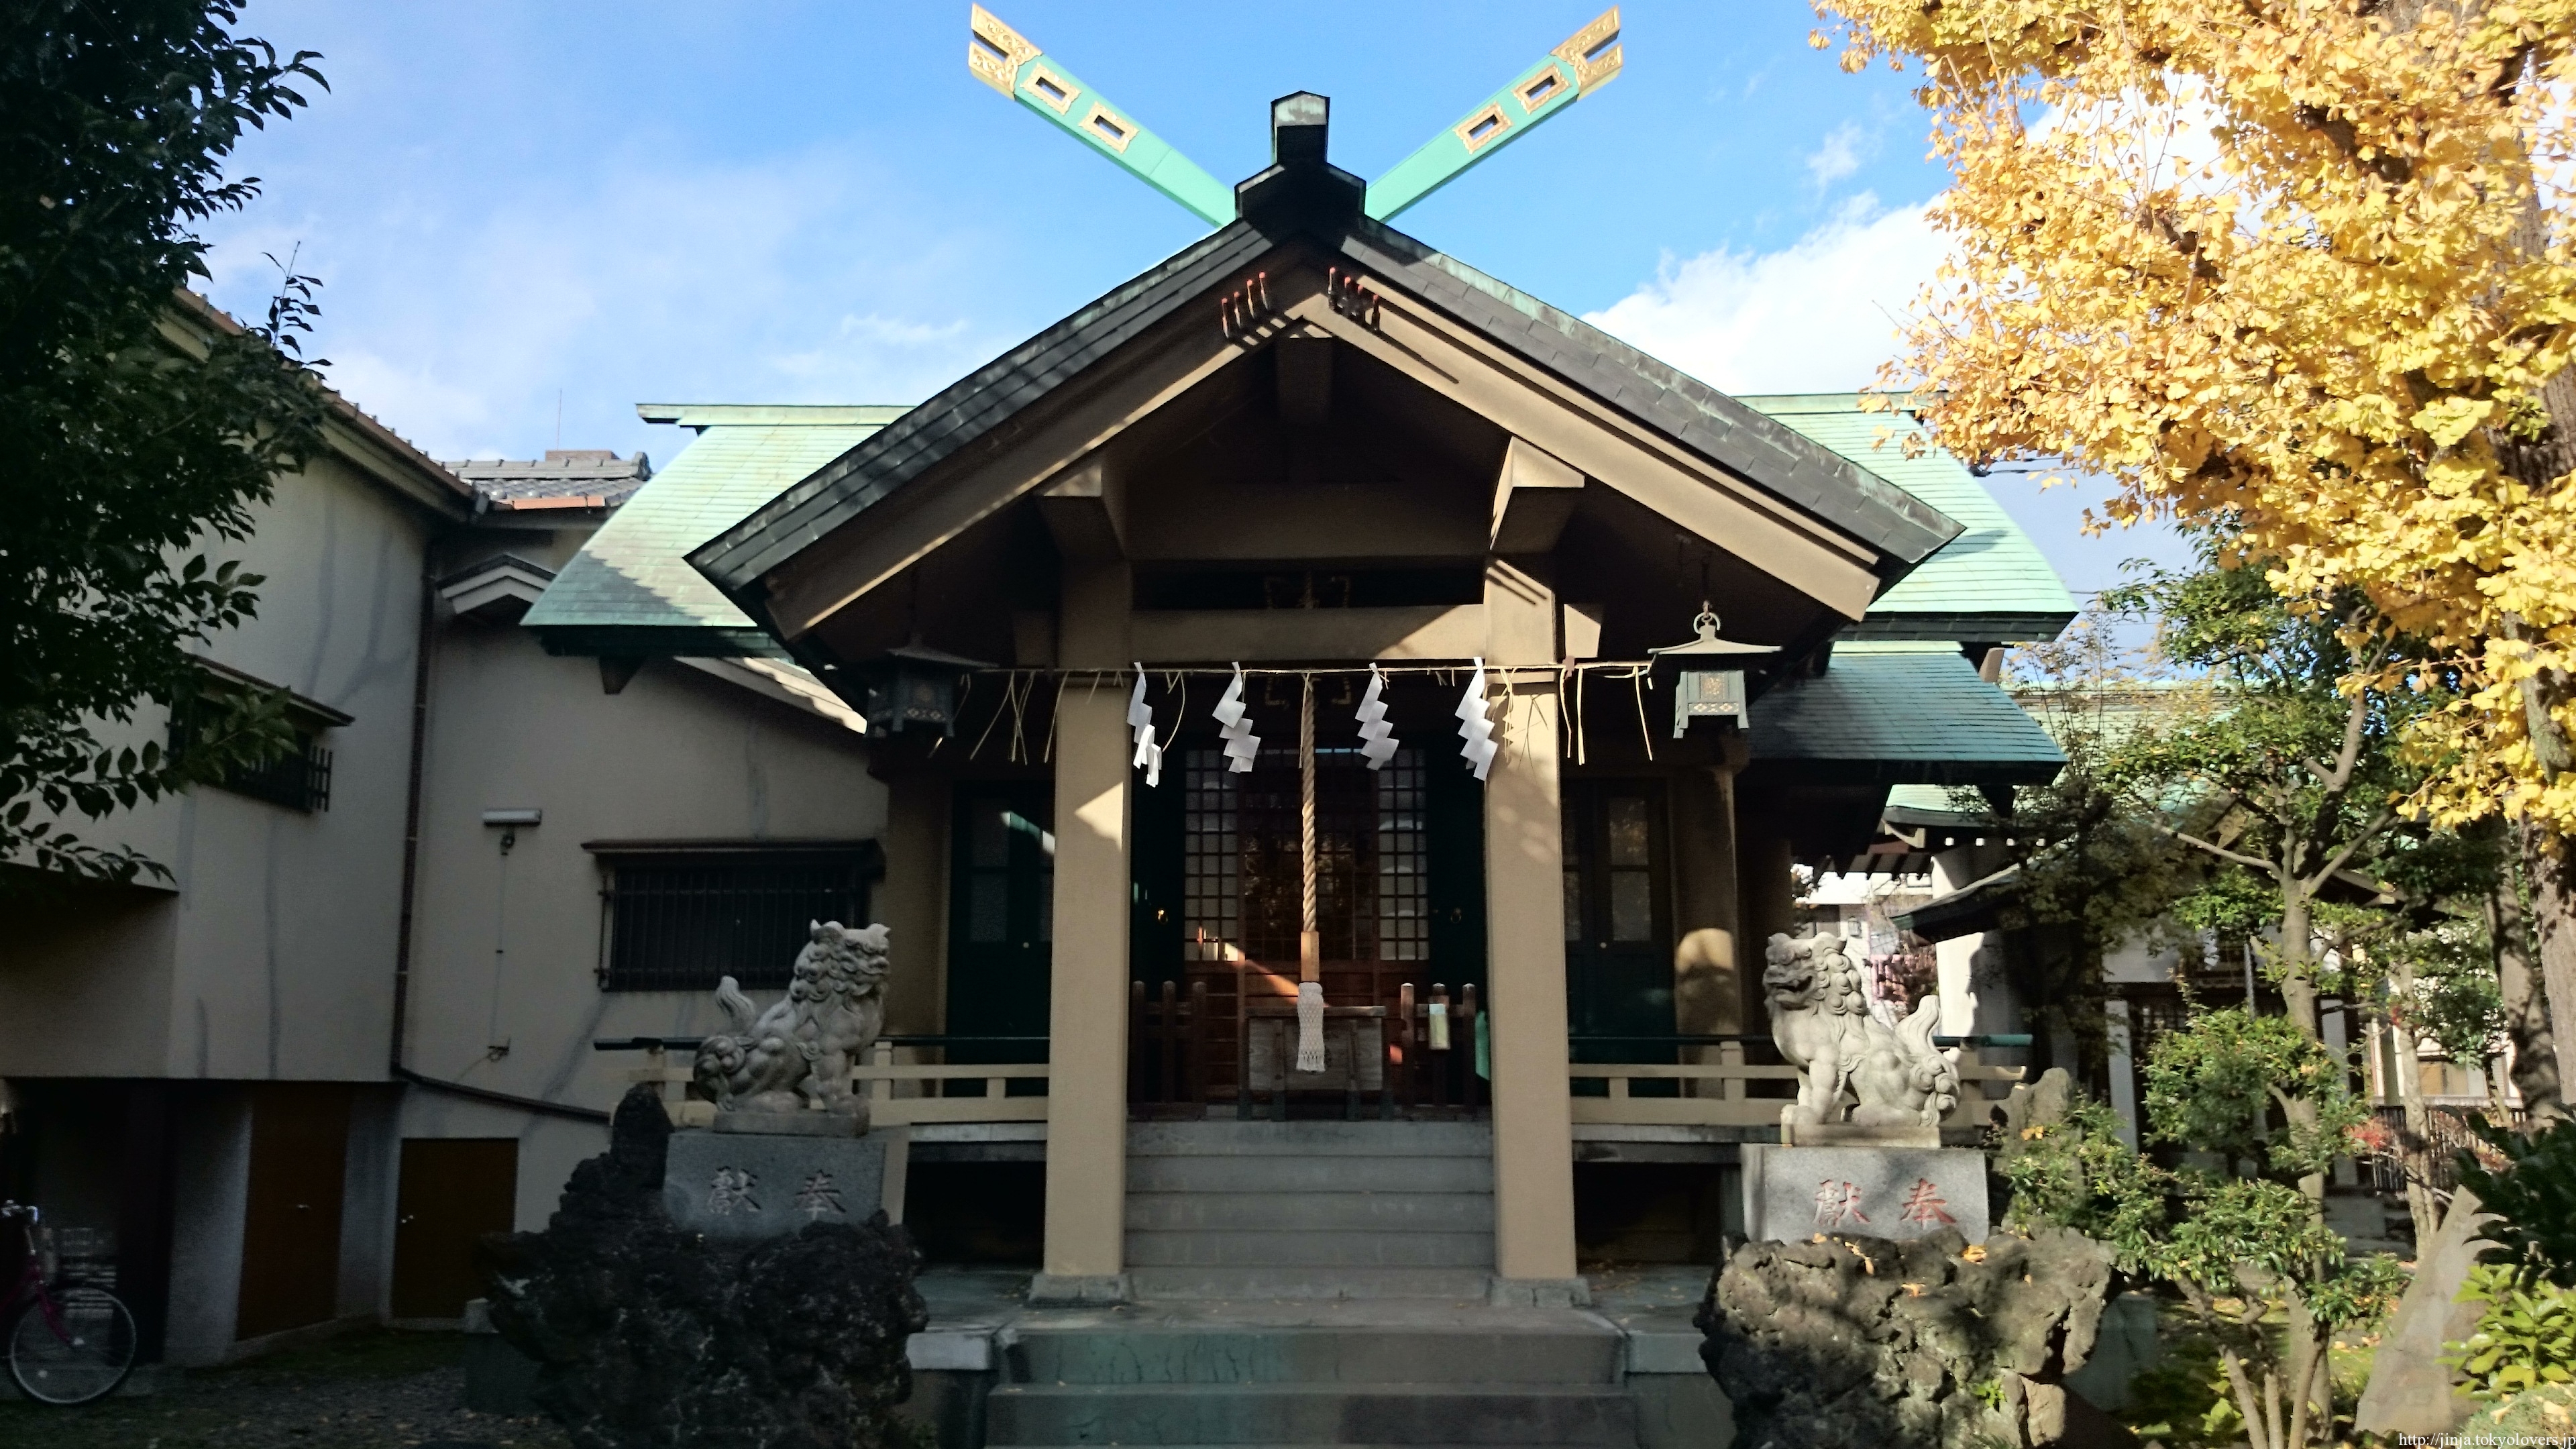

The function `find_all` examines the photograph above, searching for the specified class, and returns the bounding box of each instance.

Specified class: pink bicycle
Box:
[1,1202,136,1405]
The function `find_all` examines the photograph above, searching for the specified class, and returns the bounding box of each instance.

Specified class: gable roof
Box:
[520,407,905,657]
[687,213,1961,610]
[1739,394,2076,643]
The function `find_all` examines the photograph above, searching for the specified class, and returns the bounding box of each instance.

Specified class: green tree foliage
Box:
[1,1,328,883]
[1964,606,2198,1079]
[2141,1008,2368,1179]
[2104,535,2424,1044]
[2449,1263,2576,1398]
[2000,1039,2402,1449]
[2460,1118,2576,1290]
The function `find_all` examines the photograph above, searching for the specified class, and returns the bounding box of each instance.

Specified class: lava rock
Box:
[480,1085,930,1449]
[1697,1225,2121,1449]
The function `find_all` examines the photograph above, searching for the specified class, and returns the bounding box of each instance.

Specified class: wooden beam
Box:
[1038,451,1126,562]
[1286,288,1886,619]
[1129,604,1487,663]
[1490,436,1584,554]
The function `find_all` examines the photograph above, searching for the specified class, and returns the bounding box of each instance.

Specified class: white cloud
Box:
[1805,121,1868,190]
[1582,194,1947,394]
[197,145,1012,462]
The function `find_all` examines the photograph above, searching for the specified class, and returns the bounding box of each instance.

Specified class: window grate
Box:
[170,718,332,812]
[221,735,331,812]
[600,853,873,992]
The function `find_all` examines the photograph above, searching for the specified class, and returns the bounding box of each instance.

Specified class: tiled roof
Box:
[444,449,655,508]
[689,217,1962,600]
[1341,226,1960,566]
[1737,395,2077,642]
[1747,644,2066,785]
[521,411,905,655]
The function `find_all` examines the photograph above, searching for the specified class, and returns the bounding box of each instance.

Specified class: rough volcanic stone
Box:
[663,1131,887,1244]
[1697,1226,2121,1449]
[480,1085,930,1449]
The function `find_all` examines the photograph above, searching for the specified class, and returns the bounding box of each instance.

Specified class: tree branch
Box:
[2173,828,2286,877]
[2304,806,2400,894]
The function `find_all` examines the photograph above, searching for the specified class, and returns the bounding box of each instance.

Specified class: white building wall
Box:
[398,614,883,1229]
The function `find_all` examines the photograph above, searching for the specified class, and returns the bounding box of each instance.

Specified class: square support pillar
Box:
[1034,561,1133,1305]
[1671,743,1750,1090]
[877,775,949,1036]
[1481,559,1581,1300]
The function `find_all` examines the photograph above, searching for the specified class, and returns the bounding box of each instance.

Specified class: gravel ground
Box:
[0,1330,570,1449]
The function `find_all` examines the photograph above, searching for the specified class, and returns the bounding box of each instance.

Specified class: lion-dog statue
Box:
[1762,931,1958,1129]
[693,921,889,1131]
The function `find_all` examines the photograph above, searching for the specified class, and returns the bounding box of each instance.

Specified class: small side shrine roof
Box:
[521,405,909,657]
[1738,394,2077,644]
[1746,643,2066,785]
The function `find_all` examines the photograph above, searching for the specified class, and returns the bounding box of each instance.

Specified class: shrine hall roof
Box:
[686,215,1963,603]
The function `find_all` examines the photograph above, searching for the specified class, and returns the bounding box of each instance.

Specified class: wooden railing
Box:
[599,1035,1051,1130]
[854,1042,1050,1124]
[1567,1049,2025,1130]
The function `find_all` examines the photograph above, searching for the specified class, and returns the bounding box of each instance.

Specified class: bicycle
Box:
[1,1202,136,1406]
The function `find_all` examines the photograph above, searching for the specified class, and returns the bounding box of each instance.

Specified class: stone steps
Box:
[984,1383,1640,1446]
[1001,1313,1624,1385]
[1124,1121,1497,1298]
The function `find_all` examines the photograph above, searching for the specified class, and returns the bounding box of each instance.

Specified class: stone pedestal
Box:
[1741,1143,1988,1244]
[663,1128,888,1242]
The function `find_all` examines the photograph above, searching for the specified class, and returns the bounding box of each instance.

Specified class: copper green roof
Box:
[1746,643,2065,785]
[521,406,908,657]
[1737,394,2076,643]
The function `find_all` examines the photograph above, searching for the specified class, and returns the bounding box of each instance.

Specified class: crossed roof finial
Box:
[965,5,1623,229]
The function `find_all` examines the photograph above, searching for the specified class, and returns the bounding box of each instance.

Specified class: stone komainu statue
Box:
[692,920,889,1128]
[1762,931,1958,1128]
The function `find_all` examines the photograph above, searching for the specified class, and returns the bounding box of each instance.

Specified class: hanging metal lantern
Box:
[1648,608,1776,739]
[853,641,989,737]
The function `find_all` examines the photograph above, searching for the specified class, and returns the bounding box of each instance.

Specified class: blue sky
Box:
[199,0,2185,599]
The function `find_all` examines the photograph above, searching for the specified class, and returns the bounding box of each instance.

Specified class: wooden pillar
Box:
[1736,814,1797,1028]
[876,774,949,1036]
[1034,555,1132,1303]
[1670,743,1748,1041]
[1481,559,1582,1301]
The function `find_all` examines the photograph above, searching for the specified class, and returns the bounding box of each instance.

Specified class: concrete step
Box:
[1126,1228,1495,1269]
[984,1383,1640,1446]
[1002,1318,1624,1386]
[1129,1122,1496,1158]
[1130,1155,1493,1194]
[1128,1191,1497,1233]
[1124,1267,1499,1301]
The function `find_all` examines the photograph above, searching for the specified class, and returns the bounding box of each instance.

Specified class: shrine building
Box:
[521,87,2071,1302]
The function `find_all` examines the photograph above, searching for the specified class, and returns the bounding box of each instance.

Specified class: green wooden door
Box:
[1562,782,1674,1066]
[947,784,1053,1069]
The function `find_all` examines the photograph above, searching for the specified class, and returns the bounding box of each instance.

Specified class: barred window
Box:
[215,731,333,812]
[167,660,343,813]
[592,843,883,992]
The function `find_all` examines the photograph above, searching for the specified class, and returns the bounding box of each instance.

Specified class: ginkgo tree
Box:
[1810,0,2576,1044]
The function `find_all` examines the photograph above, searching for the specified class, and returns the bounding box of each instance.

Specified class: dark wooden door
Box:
[947,784,1053,1072]
[233,1085,350,1340]
[1562,782,1674,1063]
[390,1138,517,1319]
